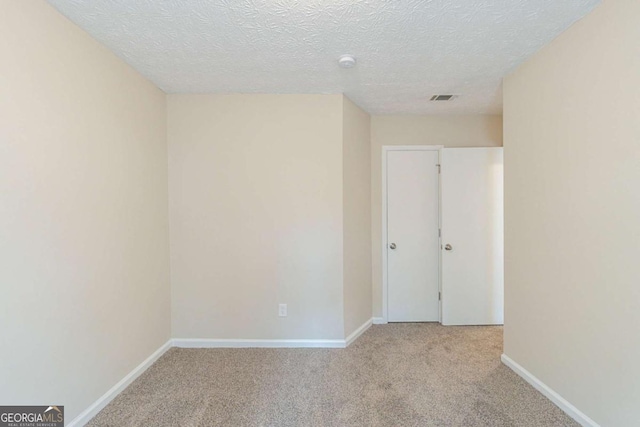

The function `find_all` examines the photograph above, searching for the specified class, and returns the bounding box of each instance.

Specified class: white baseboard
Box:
[173,319,374,349]
[67,340,172,427]
[372,317,387,325]
[501,354,599,427]
[345,318,373,346]
[172,338,346,348]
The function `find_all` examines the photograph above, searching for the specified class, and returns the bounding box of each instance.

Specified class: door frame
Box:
[381,145,444,324]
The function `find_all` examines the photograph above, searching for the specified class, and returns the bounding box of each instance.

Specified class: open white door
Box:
[441,148,503,325]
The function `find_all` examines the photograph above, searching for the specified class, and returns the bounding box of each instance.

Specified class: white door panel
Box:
[387,150,440,322]
[441,148,504,325]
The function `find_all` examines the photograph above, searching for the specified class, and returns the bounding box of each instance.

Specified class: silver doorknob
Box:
[389,243,397,250]
[444,244,452,251]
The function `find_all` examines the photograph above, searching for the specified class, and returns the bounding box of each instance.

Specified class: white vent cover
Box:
[430,95,457,101]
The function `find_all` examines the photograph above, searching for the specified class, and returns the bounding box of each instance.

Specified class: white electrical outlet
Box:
[278,304,287,317]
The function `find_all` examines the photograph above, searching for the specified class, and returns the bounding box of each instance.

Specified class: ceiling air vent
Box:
[430,95,456,101]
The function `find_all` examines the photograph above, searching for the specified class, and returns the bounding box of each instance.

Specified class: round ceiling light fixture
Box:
[338,54,356,69]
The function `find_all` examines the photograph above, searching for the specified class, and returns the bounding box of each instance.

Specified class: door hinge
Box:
[439,228,441,238]
[439,291,441,301]
[436,164,441,173]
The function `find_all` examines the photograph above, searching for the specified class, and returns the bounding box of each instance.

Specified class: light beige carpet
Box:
[88,324,577,426]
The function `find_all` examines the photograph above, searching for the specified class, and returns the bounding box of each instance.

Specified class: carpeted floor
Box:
[87,324,577,426]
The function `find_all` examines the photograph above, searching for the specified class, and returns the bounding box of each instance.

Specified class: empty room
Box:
[1,0,638,426]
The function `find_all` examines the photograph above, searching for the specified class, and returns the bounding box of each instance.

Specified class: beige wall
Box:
[0,1,170,422]
[342,98,372,336]
[168,94,346,340]
[503,0,640,425]
[371,115,503,317]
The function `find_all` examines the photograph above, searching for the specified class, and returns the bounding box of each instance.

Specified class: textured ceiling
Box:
[47,0,600,114]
